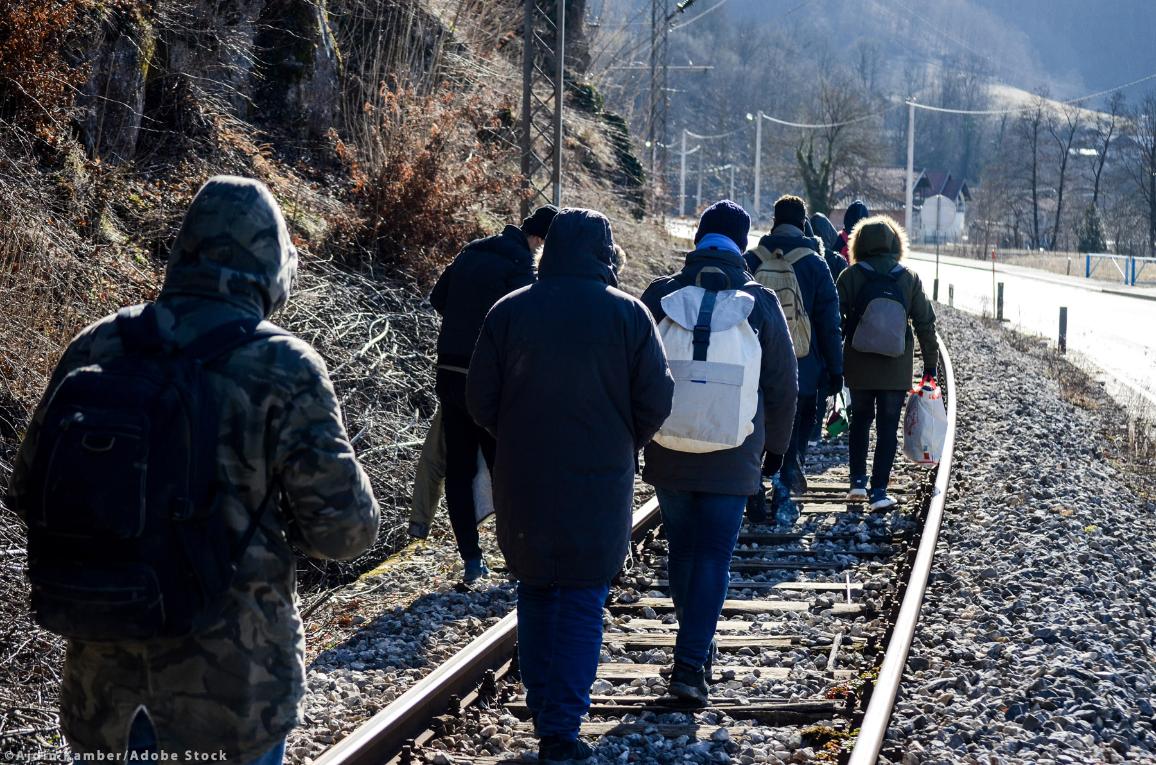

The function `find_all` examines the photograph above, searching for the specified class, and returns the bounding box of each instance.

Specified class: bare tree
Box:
[1087,91,1125,207]
[1016,93,1048,249]
[1122,91,1156,256]
[1047,102,1082,251]
[794,77,881,216]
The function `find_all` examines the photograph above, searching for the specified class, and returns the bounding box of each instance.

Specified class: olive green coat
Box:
[835,254,939,390]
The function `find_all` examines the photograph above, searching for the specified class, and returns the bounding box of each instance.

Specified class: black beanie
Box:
[521,204,559,239]
[844,200,870,233]
[694,199,751,252]
[773,196,807,230]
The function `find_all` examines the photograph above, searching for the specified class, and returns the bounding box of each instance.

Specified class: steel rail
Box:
[314,499,664,765]
[848,334,957,764]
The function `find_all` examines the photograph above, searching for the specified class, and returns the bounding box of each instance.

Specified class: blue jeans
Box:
[125,711,285,765]
[848,389,906,491]
[517,581,610,741]
[656,489,746,670]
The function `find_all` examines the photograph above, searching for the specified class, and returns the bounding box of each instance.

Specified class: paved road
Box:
[905,251,1156,410]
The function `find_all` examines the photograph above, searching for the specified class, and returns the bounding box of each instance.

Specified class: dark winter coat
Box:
[745,226,843,397]
[641,245,798,496]
[809,213,849,282]
[467,209,674,588]
[836,254,939,390]
[430,225,536,369]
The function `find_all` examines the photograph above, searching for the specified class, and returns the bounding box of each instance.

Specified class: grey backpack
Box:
[849,263,909,357]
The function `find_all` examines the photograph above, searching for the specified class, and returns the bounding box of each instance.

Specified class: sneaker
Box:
[463,557,489,583]
[407,521,429,540]
[538,736,593,764]
[868,489,898,511]
[846,487,868,503]
[668,662,709,708]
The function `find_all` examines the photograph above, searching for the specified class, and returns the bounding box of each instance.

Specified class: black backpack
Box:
[22,305,289,641]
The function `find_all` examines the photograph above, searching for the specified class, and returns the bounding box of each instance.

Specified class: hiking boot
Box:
[407,521,429,540]
[538,736,593,764]
[784,462,809,495]
[668,662,709,708]
[463,557,489,583]
[868,488,898,511]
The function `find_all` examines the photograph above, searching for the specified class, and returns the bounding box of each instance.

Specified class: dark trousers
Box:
[848,389,906,490]
[436,370,495,562]
[517,581,610,741]
[782,393,818,482]
[656,489,746,670]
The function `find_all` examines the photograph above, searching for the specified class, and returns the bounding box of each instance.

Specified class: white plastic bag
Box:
[903,382,947,464]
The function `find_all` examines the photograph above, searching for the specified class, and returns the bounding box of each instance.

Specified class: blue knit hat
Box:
[694,199,751,252]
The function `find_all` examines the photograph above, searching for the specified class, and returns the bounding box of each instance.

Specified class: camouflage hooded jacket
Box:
[8,176,380,760]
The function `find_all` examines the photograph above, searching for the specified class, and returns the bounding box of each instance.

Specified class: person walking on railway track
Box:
[429,204,558,581]
[746,195,844,525]
[7,176,380,764]
[837,215,939,510]
[808,212,851,442]
[467,207,673,762]
[640,199,797,708]
[836,199,870,258]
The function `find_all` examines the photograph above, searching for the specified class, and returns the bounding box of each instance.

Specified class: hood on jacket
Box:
[160,176,297,319]
[809,213,840,253]
[537,208,617,285]
[843,200,870,233]
[757,226,821,256]
[464,224,533,264]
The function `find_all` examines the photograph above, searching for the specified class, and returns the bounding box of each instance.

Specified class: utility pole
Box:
[695,144,703,213]
[679,129,687,217]
[729,164,735,200]
[754,110,763,222]
[520,0,566,218]
[905,100,915,234]
[647,0,670,202]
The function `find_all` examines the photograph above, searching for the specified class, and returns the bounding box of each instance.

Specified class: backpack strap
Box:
[692,290,718,362]
[184,319,292,363]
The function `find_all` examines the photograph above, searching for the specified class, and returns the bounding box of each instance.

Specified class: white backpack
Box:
[653,269,762,453]
[750,245,813,358]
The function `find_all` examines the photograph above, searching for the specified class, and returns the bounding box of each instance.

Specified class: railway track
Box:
[314,337,956,765]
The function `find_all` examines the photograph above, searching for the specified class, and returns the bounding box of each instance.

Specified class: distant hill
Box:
[724,0,1156,99]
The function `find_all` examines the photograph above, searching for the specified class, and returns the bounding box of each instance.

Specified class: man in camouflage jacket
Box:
[8,176,380,762]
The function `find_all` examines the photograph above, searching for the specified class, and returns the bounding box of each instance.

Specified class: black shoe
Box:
[703,638,718,682]
[538,736,593,764]
[668,662,709,708]
[745,487,768,524]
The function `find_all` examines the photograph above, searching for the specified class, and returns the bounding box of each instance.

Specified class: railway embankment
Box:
[884,309,1156,765]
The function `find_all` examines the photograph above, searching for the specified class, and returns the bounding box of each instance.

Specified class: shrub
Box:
[332,84,517,282]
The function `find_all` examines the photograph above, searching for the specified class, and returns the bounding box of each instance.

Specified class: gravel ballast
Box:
[883,308,1156,764]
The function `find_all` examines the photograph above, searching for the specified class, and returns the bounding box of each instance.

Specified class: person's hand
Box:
[826,372,844,396]
[762,452,784,477]
[921,367,937,386]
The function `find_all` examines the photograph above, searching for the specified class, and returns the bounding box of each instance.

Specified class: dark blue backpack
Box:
[23,305,289,641]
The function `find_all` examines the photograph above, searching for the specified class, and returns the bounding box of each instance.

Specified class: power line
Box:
[759,104,899,129]
[908,71,1156,116]
[686,126,744,140]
